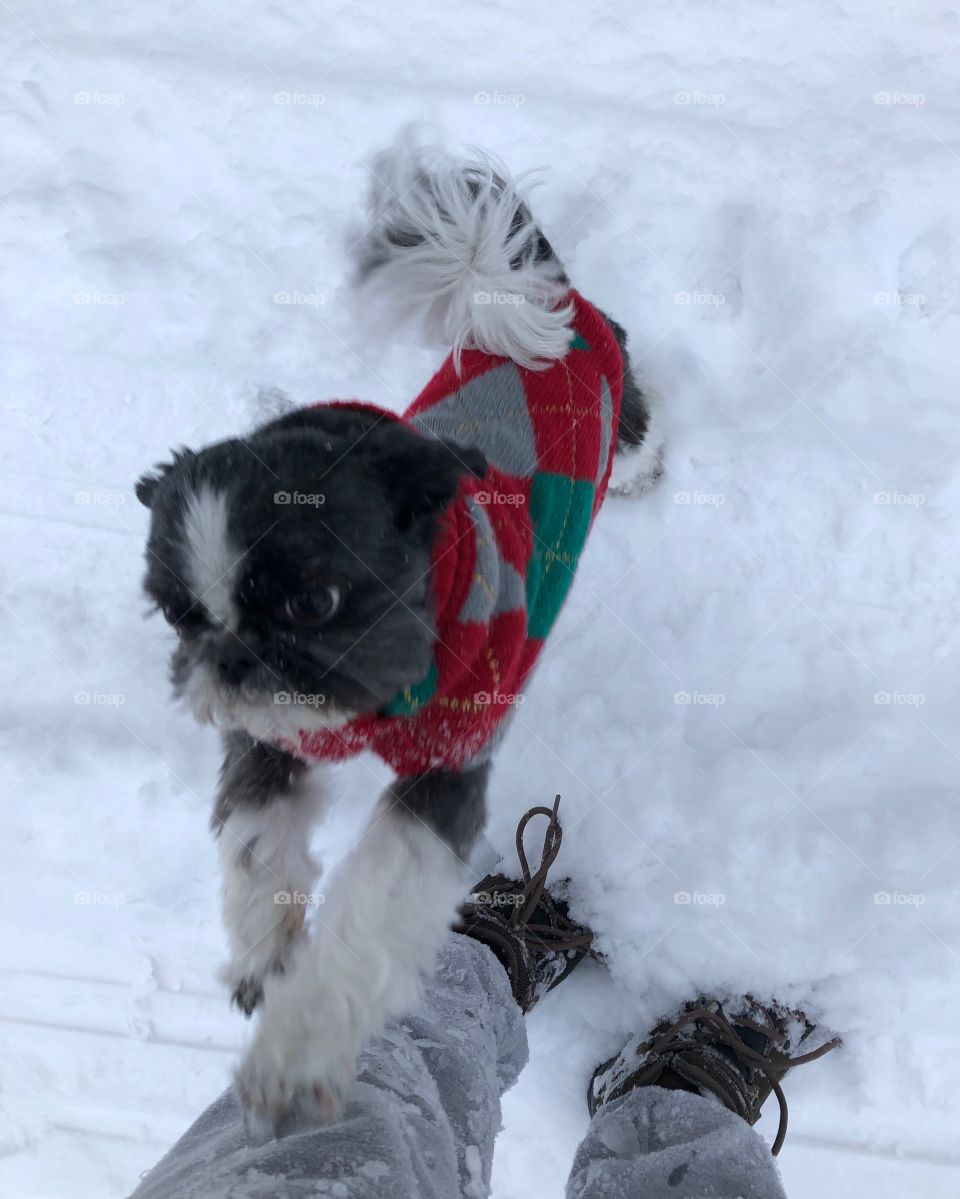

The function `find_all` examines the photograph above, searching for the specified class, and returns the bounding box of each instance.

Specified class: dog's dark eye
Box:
[284,585,342,624]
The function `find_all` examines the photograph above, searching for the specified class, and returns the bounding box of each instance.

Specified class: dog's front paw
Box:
[230,973,267,1016]
[222,922,304,1016]
[609,435,665,498]
[235,1032,351,1130]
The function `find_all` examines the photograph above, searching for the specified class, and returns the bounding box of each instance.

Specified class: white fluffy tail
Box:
[352,133,574,370]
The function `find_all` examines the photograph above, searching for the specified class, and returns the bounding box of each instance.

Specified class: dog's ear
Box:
[366,423,486,529]
[135,470,162,508]
[135,447,195,508]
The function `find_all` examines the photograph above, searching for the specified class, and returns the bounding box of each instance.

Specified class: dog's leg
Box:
[617,355,654,453]
[213,730,328,1015]
[602,313,665,497]
[235,763,489,1125]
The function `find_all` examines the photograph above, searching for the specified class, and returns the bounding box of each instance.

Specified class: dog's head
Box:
[136,406,485,740]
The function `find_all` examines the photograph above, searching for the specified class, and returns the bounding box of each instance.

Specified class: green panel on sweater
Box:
[525,473,596,640]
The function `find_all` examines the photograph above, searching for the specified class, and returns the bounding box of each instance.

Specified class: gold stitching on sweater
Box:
[541,360,578,582]
[486,645,501,690]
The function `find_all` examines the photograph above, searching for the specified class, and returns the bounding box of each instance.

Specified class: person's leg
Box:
[130,934,525,1199]
[567,995,841,1199]
[567,1087,787,1199]
[131,798,592,1199]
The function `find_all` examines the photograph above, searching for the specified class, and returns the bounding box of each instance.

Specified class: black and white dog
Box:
[136,137,661,1123]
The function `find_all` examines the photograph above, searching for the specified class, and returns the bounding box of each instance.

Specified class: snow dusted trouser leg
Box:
[130,935,526,1199]
[566,1087,788,1199]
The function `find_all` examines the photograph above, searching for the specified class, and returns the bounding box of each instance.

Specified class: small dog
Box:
[136,137,661,1124]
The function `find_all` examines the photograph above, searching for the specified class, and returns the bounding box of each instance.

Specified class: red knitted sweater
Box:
[290,290,622,775]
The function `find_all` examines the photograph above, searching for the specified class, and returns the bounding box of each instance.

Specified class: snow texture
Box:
[1,1,959,1196]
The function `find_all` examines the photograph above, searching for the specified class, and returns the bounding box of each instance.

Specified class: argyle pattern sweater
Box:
[293,290,623,775]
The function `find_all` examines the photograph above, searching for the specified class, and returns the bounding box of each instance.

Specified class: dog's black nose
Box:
[217,650,254,686]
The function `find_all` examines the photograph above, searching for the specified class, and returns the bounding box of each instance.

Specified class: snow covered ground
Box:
[2,1,960,1195]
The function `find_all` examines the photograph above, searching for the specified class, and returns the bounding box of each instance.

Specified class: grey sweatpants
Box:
[131,936,787,1199]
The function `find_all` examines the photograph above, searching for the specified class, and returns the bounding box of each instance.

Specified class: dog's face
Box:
[137,406,485,741]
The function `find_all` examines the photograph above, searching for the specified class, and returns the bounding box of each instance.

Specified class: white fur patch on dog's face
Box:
[183,486,240,630]
[181,675,352,738]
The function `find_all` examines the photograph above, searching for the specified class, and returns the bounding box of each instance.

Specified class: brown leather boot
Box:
[454,795,594,1013]
[588,996,841,1155]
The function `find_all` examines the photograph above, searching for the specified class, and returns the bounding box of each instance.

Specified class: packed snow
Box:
[2,1,959,1196]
